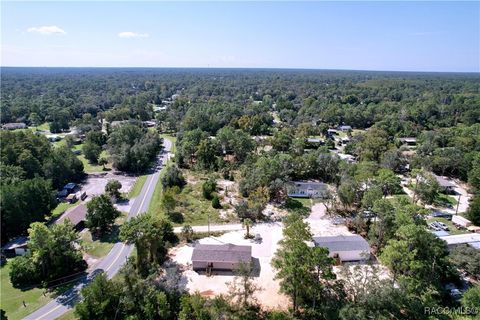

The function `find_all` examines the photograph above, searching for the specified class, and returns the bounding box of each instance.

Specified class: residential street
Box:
[24,138,172,320]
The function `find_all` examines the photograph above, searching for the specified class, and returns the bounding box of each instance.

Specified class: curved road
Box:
[25,138,173,320]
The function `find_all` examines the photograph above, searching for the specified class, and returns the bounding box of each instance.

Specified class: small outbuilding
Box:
[338,125,352,132]
[313,235,371,262]
[1,237,28,257]
[452,215,472,228]
[191,244,252,272]
[399,137,417,146]
[2,123,27,130]
[55,204,87,230]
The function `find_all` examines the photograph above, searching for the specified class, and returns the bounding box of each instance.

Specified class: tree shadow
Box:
[91,225,120,244]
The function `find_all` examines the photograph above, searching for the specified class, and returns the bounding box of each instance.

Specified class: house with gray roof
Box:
[191,244,252,272]
[287,181,328,198]
[433,174,455,193]
[313,235,371,262]
[55,204,87,230]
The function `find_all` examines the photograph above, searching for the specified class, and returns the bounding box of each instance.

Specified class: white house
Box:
[287,181,328,198]
[313,235,371,262]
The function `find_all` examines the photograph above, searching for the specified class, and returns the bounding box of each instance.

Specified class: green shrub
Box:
[212,195,221,209]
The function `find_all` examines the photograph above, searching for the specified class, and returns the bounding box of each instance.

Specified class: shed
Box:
[452,215,472,228]
[1,237,28,257]
[467,226,480,233]
[399,137,417,146]
[327,129,338,136]
[287,181,328,198]
[338,125,352,132]
[55,204,87,230]
[2,123,27,130]
[313,235,371,262]
[191,244,252,272]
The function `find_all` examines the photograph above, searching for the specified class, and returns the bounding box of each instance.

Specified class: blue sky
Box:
[2,1,479,72]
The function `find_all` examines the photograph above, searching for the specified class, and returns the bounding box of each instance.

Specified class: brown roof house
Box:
[55,204,88,230]
[191,244,252,272]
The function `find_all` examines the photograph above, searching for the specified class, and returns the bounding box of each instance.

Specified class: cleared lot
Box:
[79,172,137,198]
[170,202,355,310]
[170,222,290,310]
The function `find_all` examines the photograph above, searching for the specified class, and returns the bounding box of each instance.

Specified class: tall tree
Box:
[120,214,177,276]
[86,195,120,235]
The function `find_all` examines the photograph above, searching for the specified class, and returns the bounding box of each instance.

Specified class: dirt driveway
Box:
[306,203,352,236]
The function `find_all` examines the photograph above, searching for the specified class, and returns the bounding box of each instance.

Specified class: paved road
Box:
[25,139,172,320]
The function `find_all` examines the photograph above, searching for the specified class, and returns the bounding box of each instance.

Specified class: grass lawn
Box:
[1,263,54,320]
[51,201,77,218]
[57,310,77,320]
[81,213,127,258]
[28,122,50,132]
[52,139,67,148]
[434,193,458,207]
[293,197,314,209]
[77,150,111,173]
[284,197,311,215]
[148,167,222,226]
[426,217,470,235]
[128,175,148,199]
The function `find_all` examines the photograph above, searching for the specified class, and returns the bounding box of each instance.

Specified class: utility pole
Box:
[207,212,210,236]
[455,194,461,215]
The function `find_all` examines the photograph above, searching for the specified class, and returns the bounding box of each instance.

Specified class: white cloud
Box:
[27,25,66,35]
[118,31,149,39]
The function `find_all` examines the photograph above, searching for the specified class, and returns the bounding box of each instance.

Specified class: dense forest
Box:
[1,68,480,320]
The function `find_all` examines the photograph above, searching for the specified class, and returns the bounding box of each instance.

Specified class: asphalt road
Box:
[24,138,173,320]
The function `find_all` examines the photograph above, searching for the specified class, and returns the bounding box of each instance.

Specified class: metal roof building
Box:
[191,244,252,272]
[55,204,87,230]
[313,235,371,262]
[440,233,480,249]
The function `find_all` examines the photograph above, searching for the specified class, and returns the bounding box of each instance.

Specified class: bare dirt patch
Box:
[80,172,137,198]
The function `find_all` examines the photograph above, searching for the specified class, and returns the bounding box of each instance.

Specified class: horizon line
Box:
[1,66,479,74]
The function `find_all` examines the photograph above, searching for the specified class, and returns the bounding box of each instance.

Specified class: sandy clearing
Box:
[80,172,137,198]
[306,203,352,236]
[170,222,290,310]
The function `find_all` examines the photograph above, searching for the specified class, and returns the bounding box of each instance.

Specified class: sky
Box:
[2,1,479,72]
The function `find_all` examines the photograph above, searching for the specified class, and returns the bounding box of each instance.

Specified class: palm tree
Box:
[243,218,253,239]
